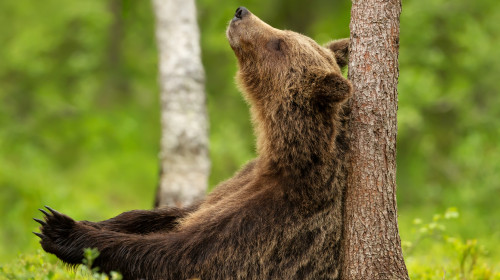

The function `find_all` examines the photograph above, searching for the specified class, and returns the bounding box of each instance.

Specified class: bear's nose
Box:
[234,7,249,20]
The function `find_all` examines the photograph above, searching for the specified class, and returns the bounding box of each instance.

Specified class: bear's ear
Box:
[325,38,350,69]
[309,71,352,104]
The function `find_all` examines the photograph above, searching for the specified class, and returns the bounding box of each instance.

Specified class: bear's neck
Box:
[252,102,342,181]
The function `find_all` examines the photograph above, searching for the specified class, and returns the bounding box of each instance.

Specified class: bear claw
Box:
[33,232,44,239]
[45,205,61,216]
[33,218,46,226]
[39,208,50,217]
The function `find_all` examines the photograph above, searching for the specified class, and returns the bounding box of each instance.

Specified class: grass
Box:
[0,249,122,280]
[400,208,500,280]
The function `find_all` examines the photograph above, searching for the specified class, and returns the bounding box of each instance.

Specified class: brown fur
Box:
[35,7,351,280]
[326,39,350,69]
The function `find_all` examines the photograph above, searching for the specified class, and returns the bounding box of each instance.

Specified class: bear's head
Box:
[226,7,352,173]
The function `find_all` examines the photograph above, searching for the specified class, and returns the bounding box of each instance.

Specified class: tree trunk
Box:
[152,0,210,207]
[341,0,409,279]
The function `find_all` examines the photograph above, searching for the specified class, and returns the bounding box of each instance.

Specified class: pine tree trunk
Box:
[341,0,409,279]
[152,0,210,207]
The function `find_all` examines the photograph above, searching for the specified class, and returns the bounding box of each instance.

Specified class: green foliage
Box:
[397,0,500,219]
[0,249,122,280]
[403,209,500,279]
[396,0,500,267]
[0,0,159,261]
[81,248,122,280]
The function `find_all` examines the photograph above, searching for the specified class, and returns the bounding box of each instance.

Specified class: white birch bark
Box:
[152,0,210,207]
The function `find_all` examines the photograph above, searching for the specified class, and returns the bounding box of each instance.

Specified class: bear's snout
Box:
[233,7,250,22]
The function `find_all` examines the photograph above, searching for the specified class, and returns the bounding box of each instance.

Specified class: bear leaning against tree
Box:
[34,7,352,279]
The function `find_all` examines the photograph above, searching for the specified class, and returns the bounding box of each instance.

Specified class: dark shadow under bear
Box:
[34,7,352,280]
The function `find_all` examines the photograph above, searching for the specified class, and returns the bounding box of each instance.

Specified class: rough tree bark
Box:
[341,0,409,279]
[152,0,210,207]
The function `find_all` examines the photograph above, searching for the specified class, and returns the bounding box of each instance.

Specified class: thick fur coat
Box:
[35,7,352,280]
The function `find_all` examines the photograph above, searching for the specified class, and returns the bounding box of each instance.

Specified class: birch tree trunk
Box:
[341,0,409,279]
[152,0,210,207]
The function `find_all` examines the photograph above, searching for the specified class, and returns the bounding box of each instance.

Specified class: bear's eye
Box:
[266,38,284,52]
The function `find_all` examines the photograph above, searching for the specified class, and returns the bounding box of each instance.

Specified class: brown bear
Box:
[34,7,352,279]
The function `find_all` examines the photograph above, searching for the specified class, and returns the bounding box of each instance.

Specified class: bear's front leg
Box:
[34,206,92,265]
[34,206,184,279]
[80,203,200,234]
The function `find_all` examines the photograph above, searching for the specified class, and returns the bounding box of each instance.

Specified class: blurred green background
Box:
[0,0,499,274]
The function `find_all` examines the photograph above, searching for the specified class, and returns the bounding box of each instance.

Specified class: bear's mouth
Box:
[226,25,239,49]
